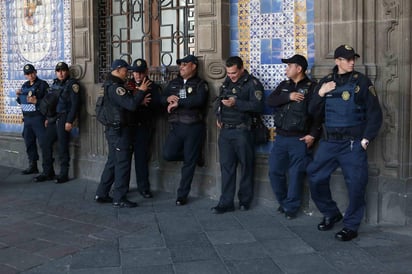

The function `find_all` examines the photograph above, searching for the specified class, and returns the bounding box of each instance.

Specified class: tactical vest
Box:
[273,84,312,132]
[325,80,366,127]
[168,77,206,124]
[219,76,253,125]
[20,82,41,114]
[102,80,122,127]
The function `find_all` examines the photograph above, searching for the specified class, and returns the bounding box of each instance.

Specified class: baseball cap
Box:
[55,62,69,71]
[176,55,198,65]
[281,54,308,71]
[131,59,148,72]
[23,64,36,74]
[334,45,360,59]
[111,59,132,71]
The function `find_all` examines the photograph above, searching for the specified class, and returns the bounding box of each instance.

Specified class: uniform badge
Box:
[136,60,142,66]
[345,45,353,50]
[255,90,263,101]
[25,65,30,71]
[28,91,32,97]
[187,87,193,94]
[232,88,237,94]
[353,73,359,79]
[341,91,350,101]
[369,86,377,96]
[116,87,126,96]
[72,83,80,93]
[355,85,360,93]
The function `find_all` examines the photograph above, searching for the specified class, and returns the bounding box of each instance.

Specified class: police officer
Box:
[127,58,161,198]
[307,45,383,241]
[34,62,80,184]
[17,64,49,175]
[267,55,321,219]
[95,59,146,208]
[212,56,264,214]
[161,55,209,206]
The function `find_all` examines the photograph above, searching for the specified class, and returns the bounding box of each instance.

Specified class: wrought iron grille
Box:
[97,0,195,83]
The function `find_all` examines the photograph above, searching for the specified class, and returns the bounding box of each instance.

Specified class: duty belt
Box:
[222,123,249,130]
[327,132,356,140]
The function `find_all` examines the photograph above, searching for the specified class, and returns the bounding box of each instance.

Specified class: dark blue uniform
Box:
[126,77,161,194]
[42,77,80,180]
[161,75,209,201]
[216,71,264,209]
[267,77,320,215]
[18,78,49,172]
[95,74,145,203]
[307,67,383,231]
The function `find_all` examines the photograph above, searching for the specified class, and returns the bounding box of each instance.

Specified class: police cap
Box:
[281,54,308,71]
[334,45,360,59]
[176,55,198,65]
[23,64,36,75]
[55,62,69,71]
[131,59,148,72]
[111,59,132,71]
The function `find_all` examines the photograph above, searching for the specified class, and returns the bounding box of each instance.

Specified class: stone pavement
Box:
[0,166,411,274]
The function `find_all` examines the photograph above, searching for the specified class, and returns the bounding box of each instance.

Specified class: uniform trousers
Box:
[307,139,368,231]
[162,122,205,199]
[130,125,153,192]
[96,127,133,202]
[22,114,45,165]
[218,128,255,207]
[268,134,310,213]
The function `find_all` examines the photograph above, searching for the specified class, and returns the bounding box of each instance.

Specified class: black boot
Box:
[21,161,39,175]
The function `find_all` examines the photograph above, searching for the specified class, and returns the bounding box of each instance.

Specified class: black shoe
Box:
[335,228,358,241]
[175,197,187,206]
[239,204,250,211]
[277,206,285,214]
[211,205,235,214]
[285,211,297,220]
[317,213,343,231]
[55,175,69,184]
[21,163,39,175]
[140,190,153,199]
[113,199,138,208]
[33,173,55,182]
[95,195,113,203]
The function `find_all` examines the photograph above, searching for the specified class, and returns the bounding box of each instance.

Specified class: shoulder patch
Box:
[72,83,80,93]
[369,86,377,96]
[116,87,127,96]
[255,90,263,101]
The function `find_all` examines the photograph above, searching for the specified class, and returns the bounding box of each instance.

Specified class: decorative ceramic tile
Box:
[0,0,72,133]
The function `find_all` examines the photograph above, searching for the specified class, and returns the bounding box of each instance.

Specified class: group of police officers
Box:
[18,44,382,242]
[17,61,80,184]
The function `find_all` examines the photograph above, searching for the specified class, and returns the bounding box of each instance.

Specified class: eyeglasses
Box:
[338,57,356,62]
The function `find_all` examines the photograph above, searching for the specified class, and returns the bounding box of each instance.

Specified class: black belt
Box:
[327,133,356,140]
[222,123,249,129]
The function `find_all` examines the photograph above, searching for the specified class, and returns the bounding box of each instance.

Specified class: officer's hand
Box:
[299,135,315,148]
[167,95,179,104]
[16,89,22,96]
[319,81,336,97]
[290,92,304,102]
[361,138,369,150]
[27,95,37,104]
[65,122,73,132]
[167,100,178,113]
[221,97,236,107]
[216,121,222,129]
[44,120,48,128]
[139,78,152,92]
[141,93,152,106]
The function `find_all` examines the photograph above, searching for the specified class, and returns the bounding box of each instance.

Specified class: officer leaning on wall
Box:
[126,58,162,199]
[95,59,146,208]
[34,62,80,184]
[212,56,264,214]
[16,64,49,175]
[161,55,209,206]
[307,45,383,241]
